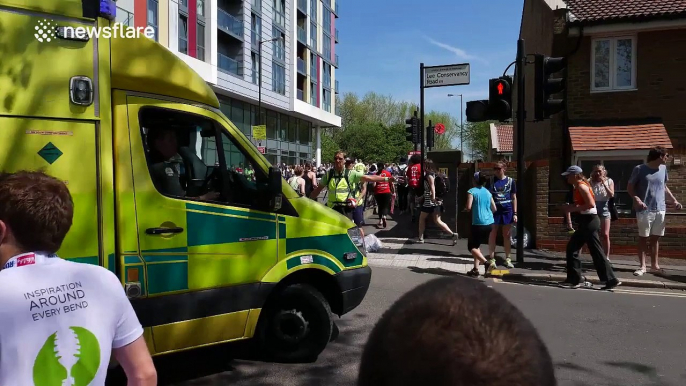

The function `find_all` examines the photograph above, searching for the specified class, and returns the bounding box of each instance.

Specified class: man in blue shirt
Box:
[465,172,497,277]
[628,146,682,276]
[487,161,517,269]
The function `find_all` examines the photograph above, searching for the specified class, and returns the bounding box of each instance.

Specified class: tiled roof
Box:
[566,0,686,23]
[569,124,673,151]
[496,125,513,153]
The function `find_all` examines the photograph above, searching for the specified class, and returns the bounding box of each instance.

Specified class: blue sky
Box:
[336,0,523,126]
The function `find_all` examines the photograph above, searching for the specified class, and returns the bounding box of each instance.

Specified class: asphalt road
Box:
[107,267,686,386]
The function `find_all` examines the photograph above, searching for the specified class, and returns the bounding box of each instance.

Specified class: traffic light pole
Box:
[515,39,526,264]
[420,63,426,174]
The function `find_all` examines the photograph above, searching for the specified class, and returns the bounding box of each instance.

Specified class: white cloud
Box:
[424,36,489,65]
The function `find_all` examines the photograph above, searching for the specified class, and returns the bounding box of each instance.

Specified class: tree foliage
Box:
[323,92,463,163]
[462,121,493,160]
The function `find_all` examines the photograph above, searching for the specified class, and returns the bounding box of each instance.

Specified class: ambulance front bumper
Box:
[335,265,372,316]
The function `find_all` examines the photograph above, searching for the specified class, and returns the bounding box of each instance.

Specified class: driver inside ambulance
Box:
[148,127,220,202]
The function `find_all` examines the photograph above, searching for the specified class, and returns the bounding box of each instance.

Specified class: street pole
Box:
[515,38,526,264]
[420,63,425,174]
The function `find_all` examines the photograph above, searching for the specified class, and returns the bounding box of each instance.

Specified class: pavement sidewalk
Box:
[361,209,686,290]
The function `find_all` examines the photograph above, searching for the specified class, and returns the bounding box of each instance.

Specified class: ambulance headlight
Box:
[347,227,366,256]
[70,76,94,106]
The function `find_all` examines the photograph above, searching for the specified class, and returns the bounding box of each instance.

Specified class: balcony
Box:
[335,28,339,43]
[297,89,304,101]
[335,1,339,16]
[297,26,306,44]
[218,9,243,39]
[297,0,307,14]
[218,53,243,77]
[335,54,339,67]
[297,58,306,74]
[335,80,339,93]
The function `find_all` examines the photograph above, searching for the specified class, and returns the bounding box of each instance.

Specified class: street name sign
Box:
[423,63,470,88]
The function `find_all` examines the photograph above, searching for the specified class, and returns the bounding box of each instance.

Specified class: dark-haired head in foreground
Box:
[358,277,557,386]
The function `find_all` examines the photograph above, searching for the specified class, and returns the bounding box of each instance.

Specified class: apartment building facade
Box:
[115,0,341,166]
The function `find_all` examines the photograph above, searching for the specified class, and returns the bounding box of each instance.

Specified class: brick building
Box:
[515,0,686,257]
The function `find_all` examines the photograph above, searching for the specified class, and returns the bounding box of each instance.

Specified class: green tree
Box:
[462,121,492,160]
[334,92,461,155]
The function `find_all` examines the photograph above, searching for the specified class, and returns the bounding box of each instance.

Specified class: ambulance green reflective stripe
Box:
[286,234,363,268]
[286,255,342,273]
[186,211,276,247]
[186,203,275,221]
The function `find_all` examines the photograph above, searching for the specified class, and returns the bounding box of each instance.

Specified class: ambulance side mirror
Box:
[267,166,282,211]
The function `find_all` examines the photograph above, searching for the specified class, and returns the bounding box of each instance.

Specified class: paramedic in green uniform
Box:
[310,151,395,220]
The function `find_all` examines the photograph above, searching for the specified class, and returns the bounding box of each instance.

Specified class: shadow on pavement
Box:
[106,317,371,386]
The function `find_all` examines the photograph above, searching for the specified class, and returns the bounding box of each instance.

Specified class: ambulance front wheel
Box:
[257,283,333,363]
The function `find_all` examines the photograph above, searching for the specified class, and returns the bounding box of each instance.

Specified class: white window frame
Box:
[590,35,637,93]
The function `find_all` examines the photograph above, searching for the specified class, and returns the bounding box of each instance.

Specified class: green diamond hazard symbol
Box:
[38,142,63,164]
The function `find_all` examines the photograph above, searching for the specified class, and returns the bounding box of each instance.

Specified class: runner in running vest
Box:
[309,151,395,220]
[0,171,157,386]
[487,160,517,269]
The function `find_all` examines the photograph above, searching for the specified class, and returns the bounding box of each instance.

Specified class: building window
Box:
[115,6,133,26]
[323,7,331,31]
[197,0,205,17]
[323,34,331,60]
[273,0,285,28]
[323,63,331,88]
[272,26,285,61]
[147,0,158,41]
[251,52,258,84]
[310,53,318,78]
[272,61,286,95]
[576,158,644,217]
[310,20,317,49]
[197,23,205,61]
[251,13,261,46]
[178,14,188,54]
[592,36,636,92]
[179,0,188,12]
[310,81,317,105]
[310,0,317,17]
[323,89,330,112]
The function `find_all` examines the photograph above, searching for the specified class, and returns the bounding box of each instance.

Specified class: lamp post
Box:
[447,94,464,155]
[258,36,283,125]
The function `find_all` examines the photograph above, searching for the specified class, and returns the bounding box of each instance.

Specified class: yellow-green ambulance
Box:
[0,0,371,362]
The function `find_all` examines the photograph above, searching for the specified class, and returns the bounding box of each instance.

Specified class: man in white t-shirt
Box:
[0,171,156,385]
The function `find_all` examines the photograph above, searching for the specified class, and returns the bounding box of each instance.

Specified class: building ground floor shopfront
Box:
[216,95,321,167]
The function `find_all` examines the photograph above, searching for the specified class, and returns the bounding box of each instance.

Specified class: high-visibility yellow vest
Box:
[327,169,353,207]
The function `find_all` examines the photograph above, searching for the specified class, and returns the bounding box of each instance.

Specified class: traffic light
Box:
[426,121,435,148]
[534,54,566,120]
[405,113,419,144]
[489,76,513,121]
[465,100,490,122]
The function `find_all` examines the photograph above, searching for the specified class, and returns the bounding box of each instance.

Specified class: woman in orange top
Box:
[560,166,621,290]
